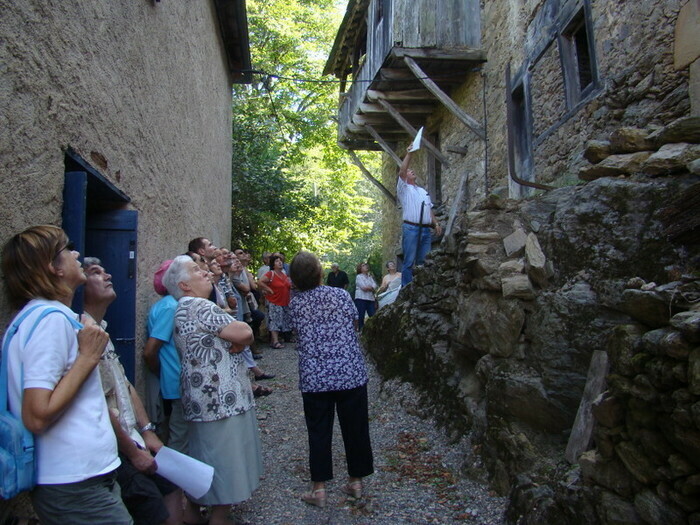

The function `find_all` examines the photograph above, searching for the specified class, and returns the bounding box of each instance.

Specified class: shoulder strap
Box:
[1,306,83,410]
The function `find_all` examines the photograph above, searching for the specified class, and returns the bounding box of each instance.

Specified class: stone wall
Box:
[0,0,234,385]
[364,118,699,523]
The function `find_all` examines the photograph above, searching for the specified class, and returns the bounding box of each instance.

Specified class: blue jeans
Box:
[401,223,433,286]
[354,299,376,330]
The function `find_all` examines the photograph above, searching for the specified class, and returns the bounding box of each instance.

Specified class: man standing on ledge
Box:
[397,145,442,286]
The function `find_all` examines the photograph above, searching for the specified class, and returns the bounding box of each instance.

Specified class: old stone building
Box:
[327,1,699,523]
[326,0,695,263]
[0,1,250,386]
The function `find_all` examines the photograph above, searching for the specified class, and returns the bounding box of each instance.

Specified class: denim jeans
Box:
[354,299,376,330]
[401,222,433,286]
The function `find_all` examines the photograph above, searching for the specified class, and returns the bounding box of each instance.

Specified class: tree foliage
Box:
[230,0,383,265]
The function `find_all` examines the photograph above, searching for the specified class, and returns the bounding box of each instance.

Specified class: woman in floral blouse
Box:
[163,255,262,525]
[289,251,374,508]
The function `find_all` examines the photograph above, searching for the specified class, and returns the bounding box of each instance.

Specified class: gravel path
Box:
[230,343,507,525]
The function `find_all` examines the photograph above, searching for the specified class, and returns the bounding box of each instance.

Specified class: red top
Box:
[265,270,291,306]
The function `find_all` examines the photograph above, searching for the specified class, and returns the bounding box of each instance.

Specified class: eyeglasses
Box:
[55,241,75,259]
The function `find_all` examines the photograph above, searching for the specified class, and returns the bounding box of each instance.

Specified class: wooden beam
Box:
[347,150,397,205]
[379,68,417,81]
[367,89,433,102]
[365,124,402,167]
[403,56,486,141]
[359,102,435,114]
[393,47,487,63]
[445,171,470,238]
[377,99,451,167]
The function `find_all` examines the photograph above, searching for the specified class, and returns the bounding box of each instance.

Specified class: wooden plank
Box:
[347,150,397,204]
[445,170,470,238]
[403,56,486,140]
[565,350,610,463]
[365,124,403,166]
[392,47,486,62]
[377,98,450,166]
[379,68,417,81]
[359,102,435,114]
[367,88,434,102]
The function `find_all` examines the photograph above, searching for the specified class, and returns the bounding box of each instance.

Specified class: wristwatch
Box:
[138,422,156,434]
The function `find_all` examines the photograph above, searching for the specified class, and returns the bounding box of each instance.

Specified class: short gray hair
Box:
[162,255,194,300]
[82,256,102,268]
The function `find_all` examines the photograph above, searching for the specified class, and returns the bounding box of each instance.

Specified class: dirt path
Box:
[231,344,506,524]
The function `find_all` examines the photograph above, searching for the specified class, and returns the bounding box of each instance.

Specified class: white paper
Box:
[155,446,214,499]
[411,127,424,151]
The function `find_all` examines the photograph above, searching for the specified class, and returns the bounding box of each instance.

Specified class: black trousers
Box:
[302,384,374,482]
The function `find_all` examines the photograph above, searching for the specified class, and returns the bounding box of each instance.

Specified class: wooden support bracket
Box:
[347,150,397,205]
[403,56,486,141]
[365,125,402,167]
[377,99,450,167]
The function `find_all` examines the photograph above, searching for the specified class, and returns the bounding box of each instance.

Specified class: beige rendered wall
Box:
[0,0,234,387]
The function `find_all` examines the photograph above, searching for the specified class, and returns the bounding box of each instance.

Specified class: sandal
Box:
[270,342,284,349]
[301,488,326,508]
[254,373,276,380]
[341,481,363,499]
[253,385,272,397]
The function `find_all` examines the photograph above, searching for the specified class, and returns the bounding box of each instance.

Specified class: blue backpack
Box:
[0,305,82,499]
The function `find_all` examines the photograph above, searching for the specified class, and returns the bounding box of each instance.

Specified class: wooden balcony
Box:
[326,0,486,152]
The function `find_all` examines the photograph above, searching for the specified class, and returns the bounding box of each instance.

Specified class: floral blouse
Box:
[289,286,368,393]
[173,296,253,422]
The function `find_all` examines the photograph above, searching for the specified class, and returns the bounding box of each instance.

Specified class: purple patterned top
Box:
[289,285,368,393]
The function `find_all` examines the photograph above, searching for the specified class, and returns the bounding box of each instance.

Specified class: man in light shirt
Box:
[397,145,442,286]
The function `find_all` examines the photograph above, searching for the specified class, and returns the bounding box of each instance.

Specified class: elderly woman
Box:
[1,225,131,524]
[377,261,402,308]
[289,251,374,508]
[354,262,377,331]
[162,255,262,525]
[258,254,292,349]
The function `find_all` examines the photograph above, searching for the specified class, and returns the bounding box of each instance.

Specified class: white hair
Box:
[162,255,194,300]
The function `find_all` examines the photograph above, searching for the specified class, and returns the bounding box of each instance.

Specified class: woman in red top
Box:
[258,254,292,348]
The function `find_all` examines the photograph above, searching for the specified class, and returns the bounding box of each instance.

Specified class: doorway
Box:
[62,148,138,383]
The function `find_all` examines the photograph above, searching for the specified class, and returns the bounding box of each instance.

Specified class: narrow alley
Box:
[231,343,506,524]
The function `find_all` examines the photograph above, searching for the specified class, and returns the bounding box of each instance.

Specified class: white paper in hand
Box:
[155,446,214,499]
[411,127,424,151]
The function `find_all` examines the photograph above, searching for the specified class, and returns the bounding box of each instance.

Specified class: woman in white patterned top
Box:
[163,255,262,525]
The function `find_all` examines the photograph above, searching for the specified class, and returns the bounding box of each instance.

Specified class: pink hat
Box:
[153,259,173,296]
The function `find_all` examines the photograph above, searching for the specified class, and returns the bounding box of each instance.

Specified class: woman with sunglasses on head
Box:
[1,225,131,524]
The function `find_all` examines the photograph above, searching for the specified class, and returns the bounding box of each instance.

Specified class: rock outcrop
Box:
[363,170,699,523]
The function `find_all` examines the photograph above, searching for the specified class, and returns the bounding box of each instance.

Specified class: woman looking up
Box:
[288,251,373,508]
[1,225,131,524]
[258,254,292,349]
[163,255,262,525]
[354,262,377,331]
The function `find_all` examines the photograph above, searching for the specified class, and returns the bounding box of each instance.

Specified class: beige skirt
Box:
[187,409,263,505]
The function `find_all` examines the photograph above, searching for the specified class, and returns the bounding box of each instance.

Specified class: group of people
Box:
[1,227,374,524]
[324,259,403,330]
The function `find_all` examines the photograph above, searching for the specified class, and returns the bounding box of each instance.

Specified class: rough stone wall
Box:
[0,0,233,386]
[365,118,700,523]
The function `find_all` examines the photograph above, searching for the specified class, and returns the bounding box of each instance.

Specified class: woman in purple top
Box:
[289,251,374,508]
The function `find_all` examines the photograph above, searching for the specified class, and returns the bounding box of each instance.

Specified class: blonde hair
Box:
[1,225,73,308]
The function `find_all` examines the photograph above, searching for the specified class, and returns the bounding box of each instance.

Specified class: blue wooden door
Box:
[86,211,138,383]
[63,165,137,383]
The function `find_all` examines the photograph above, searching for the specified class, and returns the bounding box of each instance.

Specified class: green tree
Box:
[230,0,383,263]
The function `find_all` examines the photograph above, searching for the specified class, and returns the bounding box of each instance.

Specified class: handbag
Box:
[0,305,82,499]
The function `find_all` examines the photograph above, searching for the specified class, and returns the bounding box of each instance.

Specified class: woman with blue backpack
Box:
[1,225,132,524]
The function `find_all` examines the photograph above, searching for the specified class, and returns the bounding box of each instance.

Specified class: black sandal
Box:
[253,385,272,397]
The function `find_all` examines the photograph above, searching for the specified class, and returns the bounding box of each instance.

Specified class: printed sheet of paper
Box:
[411,127,424,151]
[155,446,214,498]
